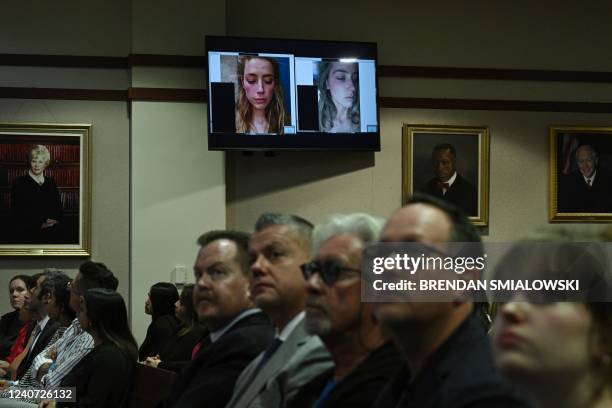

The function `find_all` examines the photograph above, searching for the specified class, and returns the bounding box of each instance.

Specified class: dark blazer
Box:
[373,311,531,408]
[558,169,612,213]
[157,325,208,373]
[16,318,59,380]
[0,310,23,359]
[292,341,402,408]
[420,174,477,216]
[59,342,135,408]
[139,314,181,361]
[160,311,274,408]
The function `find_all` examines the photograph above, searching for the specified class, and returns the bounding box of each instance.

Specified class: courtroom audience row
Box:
[0,194,611,407]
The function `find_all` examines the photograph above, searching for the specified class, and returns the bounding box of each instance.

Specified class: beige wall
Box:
[129,0,226,343]
[226,0,612,238]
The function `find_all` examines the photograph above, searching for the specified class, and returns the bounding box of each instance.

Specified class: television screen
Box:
[206,36,379,151]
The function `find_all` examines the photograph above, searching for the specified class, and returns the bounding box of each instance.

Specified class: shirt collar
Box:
[446,171,458,187]
[583,170,597,184]
[28,170,45,185]
[277,311,305,341]
[209,308,261,343]
[37,315,51,331]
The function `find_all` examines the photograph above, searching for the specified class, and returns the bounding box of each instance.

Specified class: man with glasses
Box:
[373,194,529,408]
[226,214,331,408]
[292,213,401,408]
[161,230,274,408]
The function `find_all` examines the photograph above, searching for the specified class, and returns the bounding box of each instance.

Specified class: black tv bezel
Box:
[205,35,380,152]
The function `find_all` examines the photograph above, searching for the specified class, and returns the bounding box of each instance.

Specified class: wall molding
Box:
[2,53,612,83]
[1,53,612,112]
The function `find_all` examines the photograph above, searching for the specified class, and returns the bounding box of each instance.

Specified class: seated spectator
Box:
[13,271,60,381]
[0,261,118,407]
[373,195,530,407]
[294,213,402,408]
[144,284,207,372]
[139,282,180,361]
[492,229,612,408]
[4,305,33,365]
[14,271,76,392]
[159,230,274,408]
[0,275,31,360]
[227,213,332,408]
[40,289,138,408]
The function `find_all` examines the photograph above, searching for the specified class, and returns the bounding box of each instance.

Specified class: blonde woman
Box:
[11,145,62,243]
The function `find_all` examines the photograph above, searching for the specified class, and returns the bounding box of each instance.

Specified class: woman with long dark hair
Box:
[138,282,180,361]
[44,289,138,408]
[144,284,207,372]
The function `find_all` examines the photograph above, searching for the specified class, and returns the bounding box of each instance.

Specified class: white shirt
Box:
[28,170,45,185]
[440,172,458,195]
[210,308,262,343]
[583,170,597,186]
[30,315,50,351]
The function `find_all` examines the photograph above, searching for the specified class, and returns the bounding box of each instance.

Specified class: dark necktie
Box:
[437,181,450,192]
[253,338,283,375]
[586,177,592,187]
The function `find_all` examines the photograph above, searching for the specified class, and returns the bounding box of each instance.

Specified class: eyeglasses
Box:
[300,259,361,286]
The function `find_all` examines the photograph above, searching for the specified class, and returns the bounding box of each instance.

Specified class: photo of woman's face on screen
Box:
[221,55,291,135]
[316,61,360,133]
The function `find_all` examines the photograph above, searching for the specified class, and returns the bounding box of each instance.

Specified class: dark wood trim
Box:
[1,86,612,113]
[378,65,612,83]
[128,54,206,68]
[127,87,207,102]
[2,53,612,84]
[379,97,612,113]
[0,87,126,101]
[0,54,127,69]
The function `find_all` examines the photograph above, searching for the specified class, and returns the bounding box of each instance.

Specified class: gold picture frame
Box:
[402,124,490,226]
[0,123,91,256]
[549,125,612,222]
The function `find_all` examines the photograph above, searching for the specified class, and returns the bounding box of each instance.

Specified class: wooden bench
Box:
[128,363,176,408]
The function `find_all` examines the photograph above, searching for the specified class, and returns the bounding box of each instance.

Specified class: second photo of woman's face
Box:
[492,301,593,381]
[242,58,275,111]
[9,278,28,309]
[30,155,48,176]
[326,62,357,110]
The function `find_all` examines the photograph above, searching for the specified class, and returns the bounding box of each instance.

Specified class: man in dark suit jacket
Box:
[559,144,612,213]
[15,271,59,380]
[373,195,530,407]
[160,230,274,408]
[419,143,477,216]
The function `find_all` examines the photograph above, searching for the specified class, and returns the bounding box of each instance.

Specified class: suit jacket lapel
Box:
[235,320,309,407]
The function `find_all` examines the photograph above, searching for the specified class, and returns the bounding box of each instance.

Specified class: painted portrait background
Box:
[0,136,80,245]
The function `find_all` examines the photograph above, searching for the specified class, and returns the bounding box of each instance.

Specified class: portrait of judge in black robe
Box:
[418,143,478,216]
[558,144,612,213]
[10,144,64,243]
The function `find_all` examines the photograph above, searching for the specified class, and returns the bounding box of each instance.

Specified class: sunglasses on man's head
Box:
[300,259,361,286]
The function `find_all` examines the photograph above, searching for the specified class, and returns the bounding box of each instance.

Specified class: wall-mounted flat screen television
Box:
[206,36,379,151]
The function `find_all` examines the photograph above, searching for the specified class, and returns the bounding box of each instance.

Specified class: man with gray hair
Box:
[559,144,612,213]
[226,213,332,408]
[293,213,401,408]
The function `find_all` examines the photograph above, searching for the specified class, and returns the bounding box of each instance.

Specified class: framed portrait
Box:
[549,125,612,222]
[402,124,490,226]
[0,123,91,256]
